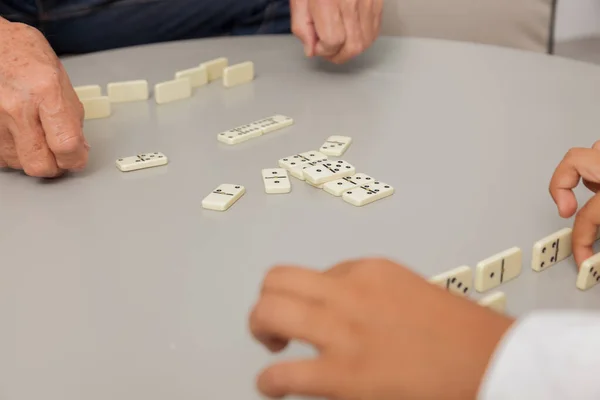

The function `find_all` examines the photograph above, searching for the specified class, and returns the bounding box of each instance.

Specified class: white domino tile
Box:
[200,57,228,82]
[303,160,355,185]
[154,79,192,104]
[202,184,245,211]
[320,135,352,157]
[278,151,327,172]
[251,115,294,134]
[223,61,255,88]
[175,65,208,88]
[531,228,573,272]
[115,152,168,172]
[217,124,263,145]
[342,180,394,207]
[107,80,149,103]
[576,253,600,291]
[74,85,102,99]
[475,247,522,293]
[478,292,506,313]
[81,96,111,120]
[324,173,374,196]
[429,265,472,297]
[262,168,291,194]
[289,158,328,180]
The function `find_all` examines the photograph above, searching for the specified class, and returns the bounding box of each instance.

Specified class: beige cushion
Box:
[381,0,555,53]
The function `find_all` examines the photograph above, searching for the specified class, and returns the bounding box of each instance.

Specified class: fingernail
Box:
[84,139,91,149]
[304,44,310,57]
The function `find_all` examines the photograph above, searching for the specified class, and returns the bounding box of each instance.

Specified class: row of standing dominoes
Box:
[428,249,520,313]
[76,57,255,120]
[429,267,508,313]
[531,227,600,291]
[428,227,600,311]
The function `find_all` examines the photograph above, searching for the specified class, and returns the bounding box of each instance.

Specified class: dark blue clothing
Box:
[0,0,291,55]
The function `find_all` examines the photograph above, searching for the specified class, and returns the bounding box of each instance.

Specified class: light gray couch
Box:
[381,0,557,53]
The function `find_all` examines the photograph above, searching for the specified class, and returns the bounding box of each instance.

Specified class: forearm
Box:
[479,311,600,399]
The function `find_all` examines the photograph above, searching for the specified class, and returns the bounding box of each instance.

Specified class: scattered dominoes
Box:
[289,157,329,180]
[77,62,600,302]
[323,173,374,196]
[115,152,168,172]
[342,180,394,207]
[478,292,506,313]
[81,96,111,120]
[154,79,192,104]
[531,228,572,272]
[75,85,102,99]
[320,135,352,157]
[262,168,291,194]
[475,247,522,292]
[201,57,228,82]
[223,61,255,88]
[303,160,356,185]
[218,115,294,145]
[107,80,149,103]
[429,265,472,296]
[175,65,208,88]
[576,253,600,291]
[202,184,245,211]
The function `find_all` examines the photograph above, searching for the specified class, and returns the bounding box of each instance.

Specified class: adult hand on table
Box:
[550,142,600,266]
[290,0,383,64]
[249,258,514,399]
[0,19,88,178]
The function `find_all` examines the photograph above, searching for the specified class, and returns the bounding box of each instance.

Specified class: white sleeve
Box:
[478,311,600,400]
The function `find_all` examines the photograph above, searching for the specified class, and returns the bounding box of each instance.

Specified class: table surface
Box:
[2,34,600,400]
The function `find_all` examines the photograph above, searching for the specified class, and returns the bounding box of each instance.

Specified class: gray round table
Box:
[2,35,600,400]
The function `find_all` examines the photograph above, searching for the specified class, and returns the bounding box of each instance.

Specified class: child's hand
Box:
[549,141,600,266]
[249,258,513,400]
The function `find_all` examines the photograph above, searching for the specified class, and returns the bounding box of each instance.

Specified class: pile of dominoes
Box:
[430,227,600,313]
[203,117,395,210]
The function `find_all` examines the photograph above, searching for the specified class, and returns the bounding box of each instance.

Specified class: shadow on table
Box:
[0,164,102,184]
[309,39,395,73]
[0,167,69,184]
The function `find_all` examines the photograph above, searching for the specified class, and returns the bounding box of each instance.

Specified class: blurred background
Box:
[555,0,600,64]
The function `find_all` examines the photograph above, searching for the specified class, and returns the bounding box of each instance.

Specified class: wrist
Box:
[437,301,516,400]
[471,313,516,398]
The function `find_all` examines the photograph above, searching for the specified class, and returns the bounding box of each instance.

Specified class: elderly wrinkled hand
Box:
[290,0,383,64]
[0,19,88,178]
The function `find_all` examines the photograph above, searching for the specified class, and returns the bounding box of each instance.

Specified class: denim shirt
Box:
[0,0,291,54]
